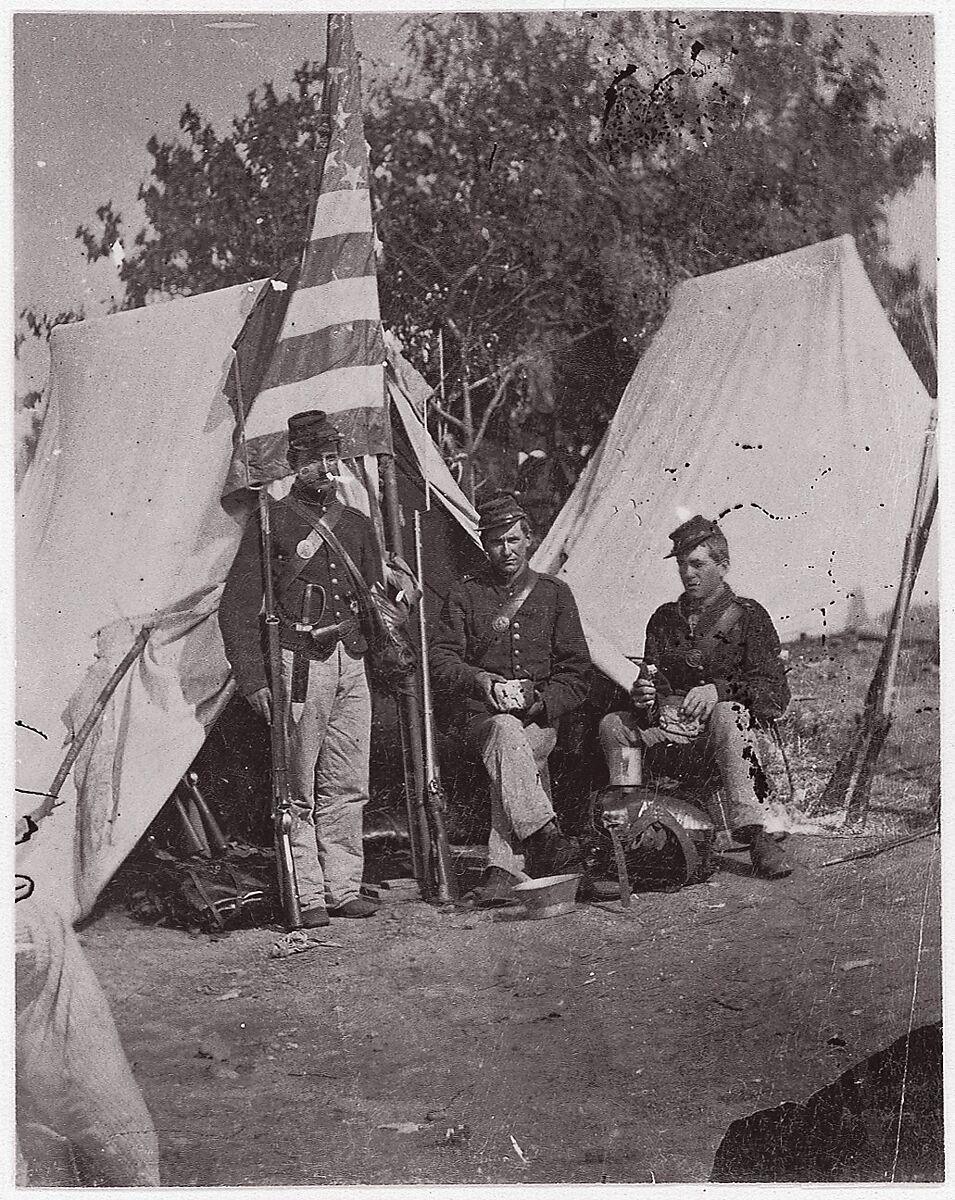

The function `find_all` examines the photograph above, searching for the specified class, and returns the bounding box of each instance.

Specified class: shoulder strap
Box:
[284,495,372,602]
[479,570,539,654]
[698,598,744,644]
[278,496,346,593]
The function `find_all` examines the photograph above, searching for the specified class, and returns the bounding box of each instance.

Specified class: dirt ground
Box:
[82,832,941,1186]
[78,635,942,1186]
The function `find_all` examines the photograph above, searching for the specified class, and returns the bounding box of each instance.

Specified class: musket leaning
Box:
[413,510,459,903]
[258,488,303,930]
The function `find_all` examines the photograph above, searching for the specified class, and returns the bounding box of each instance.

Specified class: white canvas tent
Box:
[16,280,478,920]
[533,236,937,689]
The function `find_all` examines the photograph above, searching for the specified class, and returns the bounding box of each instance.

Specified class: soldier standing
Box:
[219,410,381,926]
[430,492,591,905]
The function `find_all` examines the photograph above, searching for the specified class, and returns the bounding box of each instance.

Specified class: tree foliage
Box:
[73,12,933,511]
[77,64,327,307]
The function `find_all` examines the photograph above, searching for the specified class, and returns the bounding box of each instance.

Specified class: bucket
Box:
[509,872,582,920]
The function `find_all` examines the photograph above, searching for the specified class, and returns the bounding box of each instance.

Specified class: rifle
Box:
[378,452,433,897]
[413,511,459,902]
[183,771,229,854]
[811,412,937,825]
[258,488,303,930]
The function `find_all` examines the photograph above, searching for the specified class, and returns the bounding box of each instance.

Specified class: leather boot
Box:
[328,895,379,918]
[523,820,584,878]
[457,866,522,909]
[745,829,793,879]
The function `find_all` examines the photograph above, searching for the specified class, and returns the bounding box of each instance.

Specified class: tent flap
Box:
[16,281,478,919]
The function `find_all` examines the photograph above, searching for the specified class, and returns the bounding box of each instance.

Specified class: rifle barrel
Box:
[259,488,303,930]
[413,511,459,902]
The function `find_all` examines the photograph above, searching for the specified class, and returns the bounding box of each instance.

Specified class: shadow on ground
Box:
[711,1021,942,1183]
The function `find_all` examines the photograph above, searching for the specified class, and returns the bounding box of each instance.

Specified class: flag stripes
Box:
[260,320,384,392]
[298,232,377,290]
[278,276,382,343]
[243,368,391,440]
[308,189,373,239]
[222,13,388,504]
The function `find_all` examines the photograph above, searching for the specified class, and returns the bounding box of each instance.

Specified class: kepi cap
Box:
[665,514,721,559]
[478,491,528,537]
[287,410,341,460]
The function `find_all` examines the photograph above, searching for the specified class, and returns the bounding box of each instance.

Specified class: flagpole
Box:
[222,13,437,906]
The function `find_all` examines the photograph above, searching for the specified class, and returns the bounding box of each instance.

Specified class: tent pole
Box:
[379,451,434,896]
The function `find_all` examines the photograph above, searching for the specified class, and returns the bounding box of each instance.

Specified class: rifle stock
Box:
[414,512,459,902]
[259,489,303,930]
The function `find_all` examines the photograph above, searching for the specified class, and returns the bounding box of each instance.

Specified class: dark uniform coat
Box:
[643,584,789,724]
[219,488,382,698]
[430,564,591,724]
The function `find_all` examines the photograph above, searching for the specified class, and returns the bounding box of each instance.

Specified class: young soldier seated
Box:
[598,515,792,880]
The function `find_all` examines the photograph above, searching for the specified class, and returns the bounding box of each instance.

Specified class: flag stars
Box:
[334,104,353,129]
[341,162,365,189]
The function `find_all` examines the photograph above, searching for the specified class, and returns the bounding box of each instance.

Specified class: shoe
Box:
[300,905,331,928]
[749,831,793,879]
[579,876,623,902]
[327,895,379,918]
[523,820,584,878]
[457,867,521,909]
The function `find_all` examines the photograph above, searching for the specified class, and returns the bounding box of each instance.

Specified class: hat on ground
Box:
[665,514,721,559]
[287,410,341,460]
[478,491,528,537]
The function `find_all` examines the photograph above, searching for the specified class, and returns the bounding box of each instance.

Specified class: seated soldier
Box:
[598,515,792,879]
[430,492,591,905]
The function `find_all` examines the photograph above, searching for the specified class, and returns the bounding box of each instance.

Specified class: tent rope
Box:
[25,624,152,829]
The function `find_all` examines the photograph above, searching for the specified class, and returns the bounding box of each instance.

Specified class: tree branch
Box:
[471,368,513,454]
[427,401,467,432]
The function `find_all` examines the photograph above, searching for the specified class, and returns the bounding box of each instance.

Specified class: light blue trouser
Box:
[283,645,371,909]
[598,701,766,831]
[467,713,557,876]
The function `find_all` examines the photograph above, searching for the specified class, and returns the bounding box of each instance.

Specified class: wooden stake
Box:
[821,827,937,867]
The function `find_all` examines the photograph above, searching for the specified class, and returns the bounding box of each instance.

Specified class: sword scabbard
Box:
[290,583,315,703]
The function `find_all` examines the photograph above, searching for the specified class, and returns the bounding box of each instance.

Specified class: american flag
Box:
[222,13,389,501]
